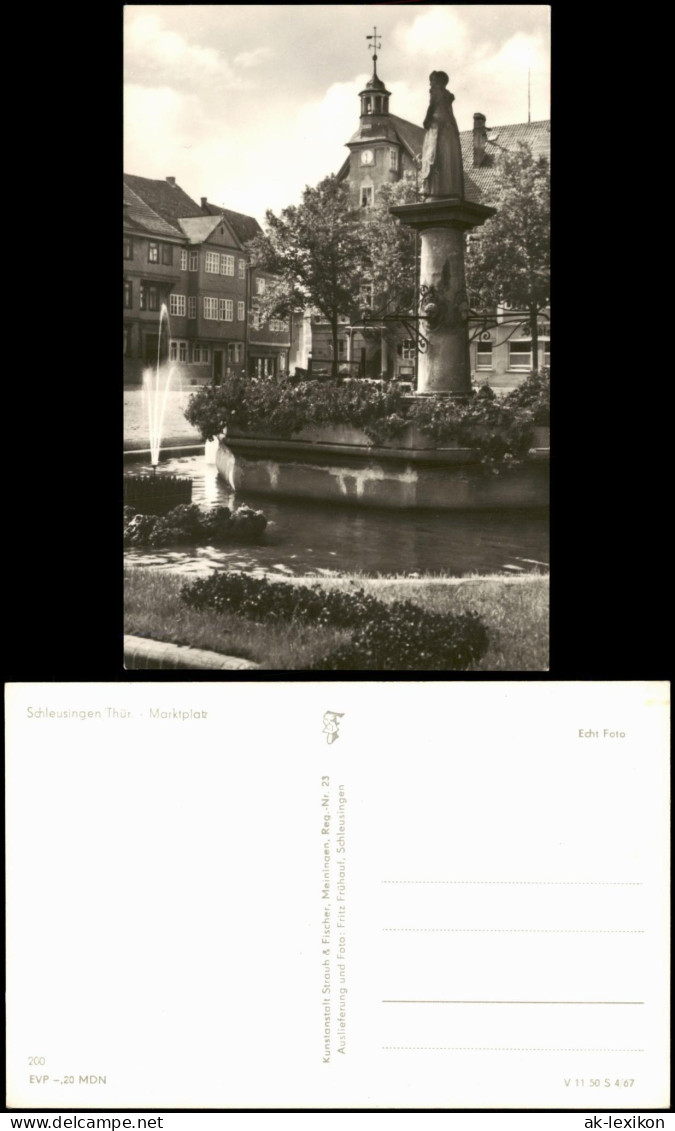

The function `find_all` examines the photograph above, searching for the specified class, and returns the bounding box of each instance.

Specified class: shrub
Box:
[309,605,489,670]
[180,573,490,670]
[124,504,266,547]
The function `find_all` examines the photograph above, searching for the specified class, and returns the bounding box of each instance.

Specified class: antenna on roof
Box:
[527,68,531,124]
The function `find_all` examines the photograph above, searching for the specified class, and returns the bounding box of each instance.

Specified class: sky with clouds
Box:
[124,5,550,222]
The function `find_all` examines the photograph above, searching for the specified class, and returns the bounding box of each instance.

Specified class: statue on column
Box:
[421,71,465,199]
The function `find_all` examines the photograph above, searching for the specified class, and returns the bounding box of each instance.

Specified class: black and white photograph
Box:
[123,4,551,672]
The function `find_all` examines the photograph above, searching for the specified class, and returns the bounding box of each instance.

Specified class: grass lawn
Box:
[125,568,549,671]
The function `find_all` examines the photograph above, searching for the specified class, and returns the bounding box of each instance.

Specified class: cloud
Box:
[462,33,549,125]
[233,46,273,68]
[124,84,236,199]
[394,7,470,60]
[125,12,221,73]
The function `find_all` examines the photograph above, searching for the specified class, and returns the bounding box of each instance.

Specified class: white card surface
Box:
[5,682,670,1109]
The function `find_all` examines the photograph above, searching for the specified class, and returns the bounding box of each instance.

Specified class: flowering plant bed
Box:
[185,370,549,468]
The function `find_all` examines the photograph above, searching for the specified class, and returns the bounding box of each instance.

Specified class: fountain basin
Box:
[123,473,193,515]
[216,431,549,511]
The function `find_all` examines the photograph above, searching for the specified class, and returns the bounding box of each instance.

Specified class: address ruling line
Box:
[382,999,644,1005]
[382,928,645,933]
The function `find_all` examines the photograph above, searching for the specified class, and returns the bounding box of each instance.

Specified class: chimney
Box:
[201,196,208,210]
[473,113,487,166]
[166,176,176,187]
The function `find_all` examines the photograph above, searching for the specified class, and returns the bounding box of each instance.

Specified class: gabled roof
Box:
[123,182,183,238]
[201,202,263,245]
[123,174,204,222]
[177,214,242,248]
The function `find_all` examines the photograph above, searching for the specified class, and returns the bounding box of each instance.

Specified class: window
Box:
[123,280,132,309]
[219,298,234,321]
[161,244,173,265]
[193,343,210,364]
[237,301,245,321]
[189,251,199,272]
[180,249,188,271]
[140,284,159,311]
[508,339,532,370]
[251,305,261,330]
[542,339,550,367]
[123,236,133,259]
[148,242,159,263]
[360,186,373,208]
[476,341,493,370]
[204,297,218,320]
[169,294,186,317]
[238,259,246,279]
[364,97,372,114]
[169,340,187,362]
[389,148,399,171]
[187,296,197,320]
[269,318,288,333]
[338,338,346,355]
[401,339,416,360]
[205,251,220,274]
[220,254,235,276]
[256,277,266,295]
[359,283,373,309]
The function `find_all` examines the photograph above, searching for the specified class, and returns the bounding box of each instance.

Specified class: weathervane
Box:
[366,26,382,69]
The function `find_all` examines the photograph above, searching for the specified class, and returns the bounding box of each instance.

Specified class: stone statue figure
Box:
[421,71,465,199]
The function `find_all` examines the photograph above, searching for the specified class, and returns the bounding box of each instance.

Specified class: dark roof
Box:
[219,208,262,245]
[362,68,387,92]
[459,119,550,204]
[389,114,424,158]
[123,182,183,238]
[123,174,204,222]
[201,201,262,243]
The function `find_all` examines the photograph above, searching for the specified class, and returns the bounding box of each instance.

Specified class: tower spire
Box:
[366,26,382,77]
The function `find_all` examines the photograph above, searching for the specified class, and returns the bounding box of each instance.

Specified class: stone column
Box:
[389,198,496,396]
[418,224,471,394]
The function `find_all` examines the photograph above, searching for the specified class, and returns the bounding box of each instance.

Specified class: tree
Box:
[466,141,550,371]
[361,171,419,315]
[246,175,370,378]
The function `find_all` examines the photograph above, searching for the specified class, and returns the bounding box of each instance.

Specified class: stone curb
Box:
[124,635,259,671]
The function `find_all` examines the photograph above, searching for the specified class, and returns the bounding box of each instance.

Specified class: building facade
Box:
[123,176,290,385]
[295,62,550,390]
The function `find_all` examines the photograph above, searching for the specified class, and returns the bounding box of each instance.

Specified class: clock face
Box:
[360,149,374,166]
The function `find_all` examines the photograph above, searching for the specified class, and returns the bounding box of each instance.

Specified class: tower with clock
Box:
[338,28,423,211]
